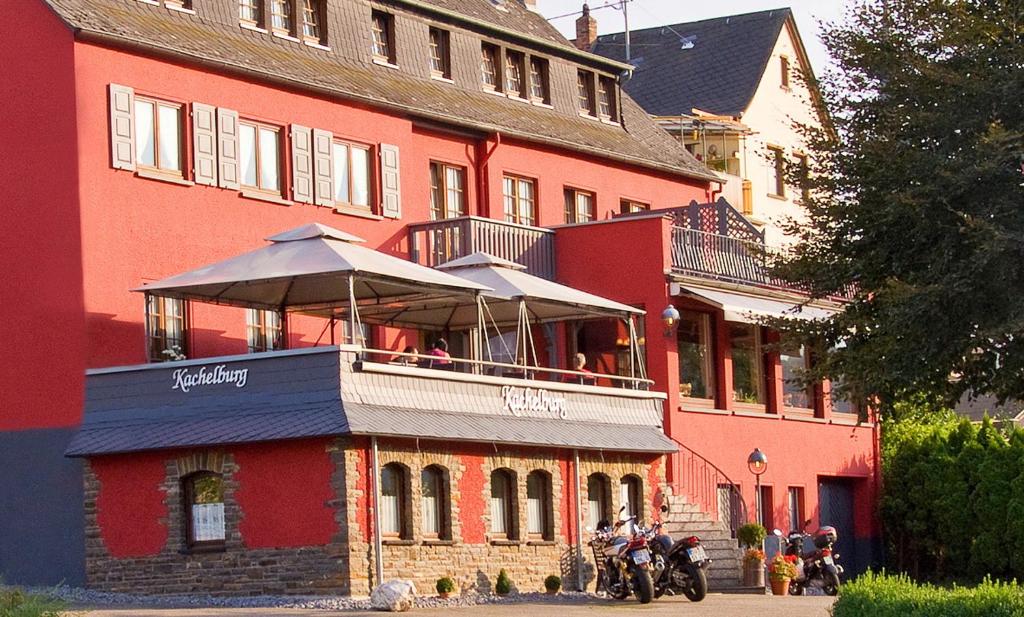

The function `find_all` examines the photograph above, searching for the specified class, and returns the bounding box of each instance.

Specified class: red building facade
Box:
[0,0,877,591]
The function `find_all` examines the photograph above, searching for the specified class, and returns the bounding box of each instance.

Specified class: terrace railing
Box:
[408,216,556,280]
[671,226,789,290]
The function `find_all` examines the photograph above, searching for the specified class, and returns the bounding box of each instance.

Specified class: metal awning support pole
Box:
[628,316,648,383]
[371,436,384,587]
[574,448,585,592]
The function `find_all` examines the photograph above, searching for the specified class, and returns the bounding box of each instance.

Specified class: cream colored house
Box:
[586,8,828,247]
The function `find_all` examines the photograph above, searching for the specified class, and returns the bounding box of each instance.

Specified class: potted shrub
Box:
[544,575,561,595]
[737,523,767,587]
[435,576,456,599]
[768,554,798,595]
[495,569,512,596]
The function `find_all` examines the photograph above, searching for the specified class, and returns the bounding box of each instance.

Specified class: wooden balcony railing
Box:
[408,216,556,280]
[671,226,789,289]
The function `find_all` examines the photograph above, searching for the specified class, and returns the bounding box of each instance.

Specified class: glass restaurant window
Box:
[428,28,451,79]
[147,295,187,362]
[239,120,281,193]
[526,470,552,540]
[380,463,408,539]
[678,310,715,399]
[134,96,183,176]
[729,322,764,405]
[529,57,550,104]
[246,309,283,353]
[332,140,371,209]
[490,469,515,538]
[503,175,536,226]
[183,472,225,549]
[587,473,610,529]
[780,342,812,409]
[421,465,448,539]
[563,188,594,224]
[481,43,500,91]
[430,162,466,220]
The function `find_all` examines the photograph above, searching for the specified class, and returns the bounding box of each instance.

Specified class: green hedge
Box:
[0,588,65,617]
[833,572,1024,617]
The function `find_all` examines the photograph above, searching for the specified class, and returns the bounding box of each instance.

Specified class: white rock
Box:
[370,579,418,612]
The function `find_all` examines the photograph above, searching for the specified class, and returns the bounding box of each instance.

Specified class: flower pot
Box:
[742,559,765,587]
[438,592,450,599]
[770,578,791,596]
[545,589,558,595]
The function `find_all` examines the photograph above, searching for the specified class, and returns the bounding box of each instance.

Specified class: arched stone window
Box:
[587,472,612,529]
[182,471,225,550]
[381,463,411,539]
[421,465,450,540]
[620,474,644,526]
[490,468,517,539]
[526,470,553,541]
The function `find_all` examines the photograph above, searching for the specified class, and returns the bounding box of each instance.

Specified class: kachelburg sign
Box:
[501,385,568,419]
[172,365,249,393]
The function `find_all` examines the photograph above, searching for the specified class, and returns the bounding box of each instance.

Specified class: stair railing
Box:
[670,439,749,538]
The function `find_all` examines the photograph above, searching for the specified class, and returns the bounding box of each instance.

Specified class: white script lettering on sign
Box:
[172,365,249,393]
[501,385,568,419]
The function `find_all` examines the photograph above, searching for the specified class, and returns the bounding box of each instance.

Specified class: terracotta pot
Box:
[438,592,450,599]
[770,578,791,596]
[742,560,765,587]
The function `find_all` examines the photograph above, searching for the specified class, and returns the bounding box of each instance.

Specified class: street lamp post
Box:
[747,448,768,528]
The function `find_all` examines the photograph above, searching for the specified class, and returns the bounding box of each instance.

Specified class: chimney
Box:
[573,3,597,51]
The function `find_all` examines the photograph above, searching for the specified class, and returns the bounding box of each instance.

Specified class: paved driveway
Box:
[75,594,834,617]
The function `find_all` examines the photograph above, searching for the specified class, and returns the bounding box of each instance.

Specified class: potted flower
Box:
[543,575,561,595]
[435,576,455,599]
[495,569,512,596]
[737,523,767,587]
[767,554,798,595]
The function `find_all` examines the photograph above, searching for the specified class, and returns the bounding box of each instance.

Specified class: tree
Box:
[776,0,1024,410]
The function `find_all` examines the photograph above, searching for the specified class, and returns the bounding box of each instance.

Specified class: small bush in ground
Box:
[832,571,1024,617]
[435,576,455,595]
[544,575,561,592]
[0,587,65,617]
[495,569,512,595]
[737,523,767,548]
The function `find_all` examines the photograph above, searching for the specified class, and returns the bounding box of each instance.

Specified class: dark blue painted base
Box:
[0,427,84,586]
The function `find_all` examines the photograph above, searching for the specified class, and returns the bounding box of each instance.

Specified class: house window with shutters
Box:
[239,120,282,194]
[270,0,294,35]
[481,43,500,91]
[332,140,372,210]
[300,0,325,45]
[421,465,450,540]
[529,57,550,104]
[380,463,411,539]
[502,174,536,226]
[489,468,517,539]
[246,309,284,353]
[430,162,466,220]
[239,0,263,26]
[429,28,451,79]
[577,70,596,116]
[134,96,184,178]
[183,472,225,551]
[371,11,396,64]
[147,295,187,362]
[526,470,553,541]
[597,76,617,121]
[563,187,595,224]
[504,50,526,98]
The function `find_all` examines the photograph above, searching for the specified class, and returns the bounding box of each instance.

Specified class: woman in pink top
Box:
[427,338,452,368]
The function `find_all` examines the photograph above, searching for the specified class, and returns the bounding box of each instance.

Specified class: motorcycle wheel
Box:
[681,565,707,602]
[788,581,804,596]
[823,572,841,596]
[633,569,655,604]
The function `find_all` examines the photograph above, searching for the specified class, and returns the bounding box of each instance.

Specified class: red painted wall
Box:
[458,453,487,544]
[0,0,85,431]
[233,439,337,548]
[92,453,169,558]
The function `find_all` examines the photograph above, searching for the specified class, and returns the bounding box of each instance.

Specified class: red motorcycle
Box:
[588,506,656,604]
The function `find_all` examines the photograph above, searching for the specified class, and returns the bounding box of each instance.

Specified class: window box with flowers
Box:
[768,553,799,595]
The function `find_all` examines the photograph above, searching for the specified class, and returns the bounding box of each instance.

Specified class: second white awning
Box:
[673,283,837,323]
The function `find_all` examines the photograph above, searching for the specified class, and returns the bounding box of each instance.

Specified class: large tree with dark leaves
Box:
[778,0,1024,412]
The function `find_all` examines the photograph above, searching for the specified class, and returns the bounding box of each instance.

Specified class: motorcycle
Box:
[640,503,710,602]
[773,526,843,596]
[588,506,656,604]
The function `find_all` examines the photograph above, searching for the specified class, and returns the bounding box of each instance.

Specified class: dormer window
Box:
[371,11,396,64]
[577,70,595,116]
[505,51,525,98]
[597,76,617,121]
[529,57,550,104]
[239,0,263,27]
[429,28,451,79]
[481,43,500,91]
[301,0,324,44]
[270,0,293,35]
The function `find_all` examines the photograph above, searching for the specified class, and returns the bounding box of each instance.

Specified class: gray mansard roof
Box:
[42,0,716,181]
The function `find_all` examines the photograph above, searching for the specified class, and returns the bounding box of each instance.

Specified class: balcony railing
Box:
[408,216,556,279]
[672,226,789,289]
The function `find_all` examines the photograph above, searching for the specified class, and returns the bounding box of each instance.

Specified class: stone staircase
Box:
[663,498,750,591]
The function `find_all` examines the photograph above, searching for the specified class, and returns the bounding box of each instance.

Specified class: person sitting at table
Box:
[565,352,595,385]
[392,346,419,366]
[426,338,452,369]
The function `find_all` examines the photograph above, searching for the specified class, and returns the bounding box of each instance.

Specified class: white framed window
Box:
[183,472,225,549]
[134,96,184,176]
[490,468,515,537]
[421,465,449,539]
[587,473,610,529]
[380,463,408,538]
[331,140,372,209]
[246,309,284,353]
[239,120,282,193]
[502,174,536,226]
[526,470,552,540]
[147,295,187,362]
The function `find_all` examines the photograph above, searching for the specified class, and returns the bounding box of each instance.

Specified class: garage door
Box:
[818,479,858,576]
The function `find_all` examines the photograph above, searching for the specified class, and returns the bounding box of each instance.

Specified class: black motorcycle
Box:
[588,507,656,604]
[640,504,710,602]
[775,526,843,596]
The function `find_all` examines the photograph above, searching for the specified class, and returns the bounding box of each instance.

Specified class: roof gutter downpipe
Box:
[574,448,585,592]
[477,132,501,217]
[371,436,384,588]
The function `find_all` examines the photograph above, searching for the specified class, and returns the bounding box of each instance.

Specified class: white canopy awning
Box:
[674,283,837,323]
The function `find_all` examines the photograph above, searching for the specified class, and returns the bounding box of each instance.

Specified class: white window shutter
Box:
[192,102,218,186]
[290,124,313,204]
[379,143,401,219]
[217,107,240,189]
[109,84,135,171]
[312,129,335,207]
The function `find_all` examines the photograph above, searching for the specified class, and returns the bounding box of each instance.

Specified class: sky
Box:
[537,0,849,76]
